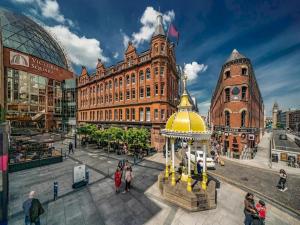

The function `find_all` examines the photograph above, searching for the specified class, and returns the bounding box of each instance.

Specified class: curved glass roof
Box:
[0,7,68,69]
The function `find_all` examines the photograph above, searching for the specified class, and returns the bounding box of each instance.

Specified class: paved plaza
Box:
[7,141,300,225]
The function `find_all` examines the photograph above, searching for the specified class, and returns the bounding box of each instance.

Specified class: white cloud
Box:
[113,52,119,59]
[45,25,108,68]
[122,33,130,49]
[11,0,73,25]
[197,101,211,116]
[184,62,208,81]
[128,6,175,47]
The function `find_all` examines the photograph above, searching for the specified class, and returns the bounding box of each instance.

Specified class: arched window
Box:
[241,110,246,127]
[146,68,151,79]
[139,70,144,82]
[131,73,135,84]
[225,111,230,126]
[126,75,130,85]
[119,78,123,86]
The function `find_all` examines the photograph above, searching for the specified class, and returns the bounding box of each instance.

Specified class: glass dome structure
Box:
[0,7,69,69]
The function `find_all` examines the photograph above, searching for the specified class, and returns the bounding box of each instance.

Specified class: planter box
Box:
[9,156,63,172]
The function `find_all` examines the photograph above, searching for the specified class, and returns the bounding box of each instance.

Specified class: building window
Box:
[119,109,123,121]
[146,68,151,79]
[100,84,103,92]
[114,79,118,88]
[126,75,130,85]
[161,83,165,95]
[109,110,112,120]
[131,73,136,84]
[139,70,144,82]
[242,68,248,75]
[154,67,158,75]
[140,88,144,98]
[97,85,100,93]
[225,71,230,79]
[109,80,112,89]
[126,108,130,121]
[100,111,103,120]
[154,109,158,120]
[161,43,165,52]
[114,109,118,120]
[101,96,103,103]
[146,107,150,121]
[225,88,230,102]
[241,110,246,127]
[132,89,136,99]
[115,93,118,101]
[160,66,164,76]
[242,86,247,100]
[119,92,123,101]
[120,78,123,86]
[225,111,230,126]
[146,86,151,97]
[161,109,165,120]
[155,84,159,95]
[131,108,135,121]
[126,90,130,100]
[109,94,112,102]
[139,108,144,121]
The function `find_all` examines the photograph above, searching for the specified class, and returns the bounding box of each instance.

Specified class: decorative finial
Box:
[182,74,188,94]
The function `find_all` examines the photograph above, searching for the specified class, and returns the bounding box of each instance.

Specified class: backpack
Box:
[30,199,44,222]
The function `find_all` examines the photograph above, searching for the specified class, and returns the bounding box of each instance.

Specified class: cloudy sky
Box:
[2,0,300,116]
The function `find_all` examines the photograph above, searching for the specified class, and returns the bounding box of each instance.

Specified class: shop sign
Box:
[10,51,29,67]
[248,134,255,140]
[214,126,258,133]
[10,50,60,75]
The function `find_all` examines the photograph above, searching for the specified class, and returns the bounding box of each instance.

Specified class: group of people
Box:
[114,160,133,193]
[244,192,266,225]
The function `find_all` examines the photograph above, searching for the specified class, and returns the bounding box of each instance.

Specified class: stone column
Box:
[187,140,192,192]
[171,138,176,186]
[202,141,208,190]
[165,137,169,178]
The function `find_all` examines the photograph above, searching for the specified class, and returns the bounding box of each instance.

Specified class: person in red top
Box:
[114,168,122,193]
[255,200,266,224]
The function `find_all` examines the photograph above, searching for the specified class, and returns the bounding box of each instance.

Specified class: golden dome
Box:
[165,111,206,133]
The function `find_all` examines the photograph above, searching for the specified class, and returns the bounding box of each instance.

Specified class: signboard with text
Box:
[3,48,73,81]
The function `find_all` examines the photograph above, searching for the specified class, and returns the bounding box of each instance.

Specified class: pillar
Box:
[165,138,169,178]
[171,138,176,186]
[187,140,192,192]
[202,141,208,190]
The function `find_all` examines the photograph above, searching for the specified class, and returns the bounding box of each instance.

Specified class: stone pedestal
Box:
[158,171,217,211]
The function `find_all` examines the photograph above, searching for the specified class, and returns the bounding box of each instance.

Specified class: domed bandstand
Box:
[158,75,217,211]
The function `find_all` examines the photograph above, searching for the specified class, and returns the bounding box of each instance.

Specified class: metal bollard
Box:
[53,181,58,201]
[85,170,90,184]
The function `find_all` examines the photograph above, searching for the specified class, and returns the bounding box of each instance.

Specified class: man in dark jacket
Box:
[69,141,74,154]
[23,191,44,225]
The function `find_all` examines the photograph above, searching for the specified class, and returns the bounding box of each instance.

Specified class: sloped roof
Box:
[225,49,246,63]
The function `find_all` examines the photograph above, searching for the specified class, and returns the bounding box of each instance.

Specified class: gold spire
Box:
[178,74,193,110]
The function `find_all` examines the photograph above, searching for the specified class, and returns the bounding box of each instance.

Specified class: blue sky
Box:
[2,0,300,116]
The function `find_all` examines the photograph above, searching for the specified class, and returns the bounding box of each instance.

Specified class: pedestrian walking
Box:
[255,200,266,225]
[244,192,257,225]
[123,166,133,193]
[68,141,74,154]
[114,168,122,193]
[277,169,288,191]
[22,191,44,225]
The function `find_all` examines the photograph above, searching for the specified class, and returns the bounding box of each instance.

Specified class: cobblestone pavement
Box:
[8,142,300,225]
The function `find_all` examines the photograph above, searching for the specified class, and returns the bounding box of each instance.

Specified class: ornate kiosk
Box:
[158,75,217,211]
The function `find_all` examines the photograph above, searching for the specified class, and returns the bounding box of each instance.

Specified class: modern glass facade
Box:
[0,7,68,69]
[62,79,76,132]
[6,68,62,129]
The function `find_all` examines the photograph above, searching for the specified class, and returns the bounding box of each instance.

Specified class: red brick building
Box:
[77,15,179,150]
[210,49,264,158]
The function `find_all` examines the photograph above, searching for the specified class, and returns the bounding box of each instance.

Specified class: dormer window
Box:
[225,71,231,79]
[242,68,248,75]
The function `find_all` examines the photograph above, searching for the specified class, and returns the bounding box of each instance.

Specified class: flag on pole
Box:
[168,24,179,45]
